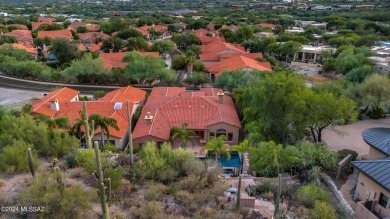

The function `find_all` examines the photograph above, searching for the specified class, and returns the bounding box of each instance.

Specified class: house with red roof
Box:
[32,86,146,149]
[206,56,272,77]
[68,21,100,32]
[256,23,276,30]
[4,30,33,46]
[38,17,56,23]
[136,24,168,39]
[99,51,160,70]
[133,87,241,157]
[1,43,38,59]
[31,22,51,30]
[200,52,263,65]
[37,29,73,40]
[78,32,110,44]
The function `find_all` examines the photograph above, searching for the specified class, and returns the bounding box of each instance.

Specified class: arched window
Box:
[216,129,226,137]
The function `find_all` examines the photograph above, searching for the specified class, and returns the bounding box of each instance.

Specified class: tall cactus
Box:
[93,141,110,219]
[27,148,35,177]
[83,101,91,149]
[126,101,134,166]
[236,176,241,211]
[274,174,281,218]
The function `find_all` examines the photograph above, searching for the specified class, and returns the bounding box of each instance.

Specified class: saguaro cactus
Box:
[27,148,35,177]
[93,141,110,219]
[83,101,91,149]
[126,101,134,166]
[236,176,241,211]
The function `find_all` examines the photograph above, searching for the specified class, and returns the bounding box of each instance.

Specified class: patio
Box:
[171,137,207,158]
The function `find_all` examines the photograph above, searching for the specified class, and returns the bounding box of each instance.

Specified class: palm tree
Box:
[185,50,195,75]
[70,110,86,140]
[89,114,119,146]
[169,122,196,148]
[231,139,251,174]
[201,135,231,168]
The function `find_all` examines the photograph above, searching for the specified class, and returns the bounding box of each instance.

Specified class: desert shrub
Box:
[93,90,106,99]
[137,201,166,219]
[102,144,117,153]
[17,170,95,219]
[178,174,204,193]
[0,140,39,173]
[296,184,331,208]
[206,168,221,186]
[106,166,124,190]
[65,152,78,168]
[183,159,206,176]
[337,149,358,161]
[310,201,337,219]
[255,180,273,195]
[144,183,167,201]
[75,148,114,173]
[175,190,195,208]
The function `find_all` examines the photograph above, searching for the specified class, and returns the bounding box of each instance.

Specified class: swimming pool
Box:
[221,151,241,169]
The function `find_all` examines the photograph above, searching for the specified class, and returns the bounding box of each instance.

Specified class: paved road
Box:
[0,87,44,109]
[322,119,390,156]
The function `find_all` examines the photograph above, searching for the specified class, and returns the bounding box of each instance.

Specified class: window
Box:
[227,133,233,141]
[139,143,144,147]
[216,129,226,137]
[209,132,215,138]
[379,193,388,208]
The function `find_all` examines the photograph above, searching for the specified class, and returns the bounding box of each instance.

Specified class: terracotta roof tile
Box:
[138,25,167,33]
[4,30,33,46]
[38,17,55,23]
[7,24,28,30]
[206,56,272,76]
[256,23,276,29]
[32,86,145,139]
[78,32,110,42]
[8,43,37,55]
[133,87,241,141]
[200,52,263,62]
[99,51,160,70]
[38,29,73,40]
[201,41,246,54]
[31,22,51,30]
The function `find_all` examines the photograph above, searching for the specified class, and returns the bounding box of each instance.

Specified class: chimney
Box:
[152,23,155,27]
[145,112,153,125]
[49,99,60,111]
[217,90,224,104]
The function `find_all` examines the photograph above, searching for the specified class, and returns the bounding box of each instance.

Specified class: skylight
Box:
[114,102,123,110]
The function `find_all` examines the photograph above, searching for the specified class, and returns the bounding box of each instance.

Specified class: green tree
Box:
[116,28,144,40]
[0,44,33,61]
[62,55,111,84]
[50,38,80,63]
[345,65,376,83]
[123,51,175,85]
[101,38,112,53]
[93,90,106,99]
[126,37,149,51]
[169,123,196,148]
[183,71,211,87]
[200,135,231,168]
[299,90,358,142]
[88,114,120,146]
[249,141,297,176]
[0,140,39,173]
[171,32,199,50]
[150,40,175,57]
[233,25,253,43]
[172,54,188,70]
[214,69,267,92]
[296,184,331,208]
[360,74,390,118]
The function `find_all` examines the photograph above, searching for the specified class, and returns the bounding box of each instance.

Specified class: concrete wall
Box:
[368,147,386,159]
[206,122,240,145]
[133,136,166,148]
[355,201,380,219]
[355,173,390,218]
[93,134,123,149]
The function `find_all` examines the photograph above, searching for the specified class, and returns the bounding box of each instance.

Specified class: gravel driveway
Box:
[322,119,390,156]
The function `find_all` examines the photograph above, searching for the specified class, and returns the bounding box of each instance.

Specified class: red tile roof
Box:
[200,52,263,62]
[134,28,149,37]
[193,28,209,37]
[98,86,146,104]
[138,25,167,33]
[38,29,73,40]
[68,22,100,32]
[4,30,33,46]
[38,17,55,23]
[7,24,28,30]
[78,32,110,42]
[256,23,276,29]
[31,22,51,30]
[201,41,246,54]
[133,87,241,141]
[99,51,160,70]
[206,56,272,76]
[6,43,37,55]
[32,86,146,139]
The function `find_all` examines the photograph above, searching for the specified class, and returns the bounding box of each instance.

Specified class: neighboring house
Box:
[6,24,28,30]
[285,27,305,34]
[206,55,272,77]
[368,57,390,75]
[132,87,242,157]
[2,43,38,60]
[253,32,273,39]
[207,23,216,31]
[293,45,335,63]
[220,25,238,32]
[31,86,146,149]
[4,30,33,46]
[352,128,390,219]
[99,51,160,70]
[37,29,73,40]
[31,22,52,30]
[255,23,276,30]
[136,24,168,39]
[78,32,110,44]
[68,21,100,32]
[38,17,56,23]
[200,41,246,55]
[200,52,263,65]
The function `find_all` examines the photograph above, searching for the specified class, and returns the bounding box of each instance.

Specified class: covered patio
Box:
[171,136,207,158]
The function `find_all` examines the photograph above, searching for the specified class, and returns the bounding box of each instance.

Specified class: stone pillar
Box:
[302,52,305,61]
[314,53,318,63]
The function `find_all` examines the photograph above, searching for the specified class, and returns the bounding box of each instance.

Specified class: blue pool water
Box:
[221,151,241,168]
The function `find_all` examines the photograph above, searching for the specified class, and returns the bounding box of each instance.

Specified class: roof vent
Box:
[114,102,123,110]
[49,99,60,111]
